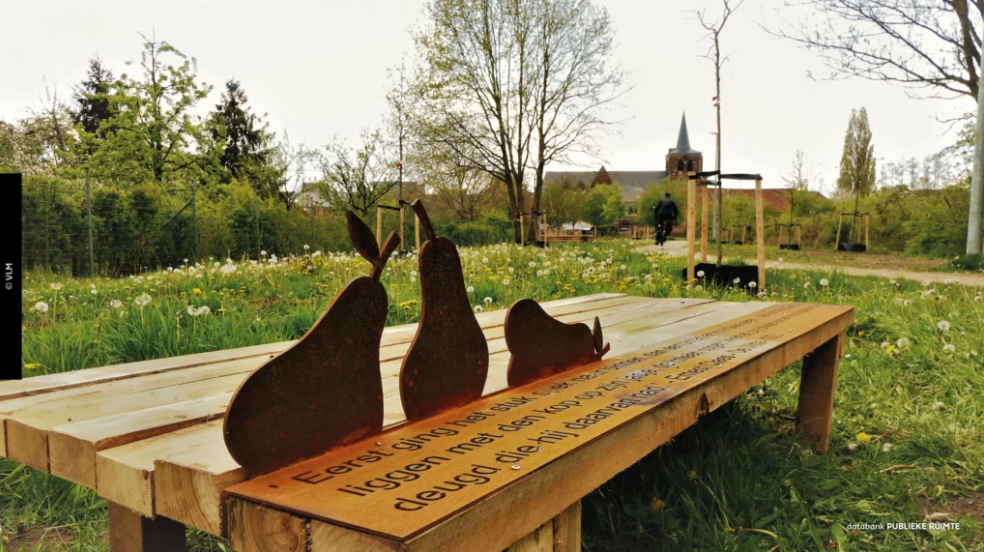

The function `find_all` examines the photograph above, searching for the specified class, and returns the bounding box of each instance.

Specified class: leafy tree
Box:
[210,79,272,183]
[583,183,626,226]
[542,180,590,224]
[91,33,212,185]
[837,108,876,210]
[637,180,688,226]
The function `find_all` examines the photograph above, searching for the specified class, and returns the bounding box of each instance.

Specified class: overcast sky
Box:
[0,0,972,192]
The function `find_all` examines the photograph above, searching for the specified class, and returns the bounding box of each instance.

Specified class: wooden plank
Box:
[797,332,844,453]
[78,296,651,526]
[687,178,696,280]
[0,295,625,407]
[0,341,286,403]
[4,295,632,464]
[98,420,231,517]
[700,185,709,262]
[225,303,852,546]
[310,521,403,552]
[227,499,306,552]
[49,393,231,487]
[552,501,581,552]
[396,312,853,552]
[5,364,256,471]
[755,179,766,289]
[508,521,553,552]
[149,299,720,533]
[108,502,187,552]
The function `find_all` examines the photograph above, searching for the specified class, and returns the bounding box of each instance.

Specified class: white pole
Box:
[969,71,984,257]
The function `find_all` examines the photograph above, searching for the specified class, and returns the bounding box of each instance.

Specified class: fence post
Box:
[191,180,199,261]
[311,199,316,245]
[85,168,94,276]
[253,188,260,258]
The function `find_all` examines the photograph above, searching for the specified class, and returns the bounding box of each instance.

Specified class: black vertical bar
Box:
[0,173,23,380]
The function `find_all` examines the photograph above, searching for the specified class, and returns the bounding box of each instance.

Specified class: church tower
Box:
[665,113,702,178]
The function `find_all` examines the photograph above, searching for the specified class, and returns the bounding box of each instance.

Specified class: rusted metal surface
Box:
[223,213,399,476]
[505,299,610,387]
[400,200,489,421]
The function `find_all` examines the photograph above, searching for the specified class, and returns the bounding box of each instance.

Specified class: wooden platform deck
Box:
[0,294,851,548]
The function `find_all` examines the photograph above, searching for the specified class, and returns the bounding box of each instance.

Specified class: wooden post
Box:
[796,225,802,248]
[376,206,383,249]
[864,215,870,250]
[797,332,845,453]
[109,502,187,552]
[755,179,766,290]
[835,214,844,251]
[506,500,581,552]
[399,205,406,252]
[777,226,784,247]
[415,214,421,250]
[742,226,747,244]
[520,214,526,246]
[700,184,709,262]
[716,182,724,266]
[687,178,697,281]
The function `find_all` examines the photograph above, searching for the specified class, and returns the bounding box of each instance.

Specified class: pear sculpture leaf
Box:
[400,200,490,421]
[223,212,399,476]
[504,299,610,387]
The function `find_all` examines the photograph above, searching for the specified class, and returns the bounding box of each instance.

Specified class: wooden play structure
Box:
[377,201,426,251]
[835,212,870,253]
[0,198,854,552]
[777,223,802,250]
[687,171,767,290]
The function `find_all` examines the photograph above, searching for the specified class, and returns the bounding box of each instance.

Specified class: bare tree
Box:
[418,144,504,221]
[412,0,624,243]
[528,0,627,241]
[770,1,982,106]
[315,129,397,217]
[263,131,310,211]
[696,0,745,265]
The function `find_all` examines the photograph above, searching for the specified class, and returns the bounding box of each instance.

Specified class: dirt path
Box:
[636,241,984,288]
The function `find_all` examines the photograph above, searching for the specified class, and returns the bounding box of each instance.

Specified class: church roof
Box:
[668,113,701,155]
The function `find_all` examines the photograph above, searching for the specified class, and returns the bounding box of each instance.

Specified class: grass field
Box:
[5,240,984,551]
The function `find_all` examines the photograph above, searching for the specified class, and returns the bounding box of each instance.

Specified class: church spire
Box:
[668,112,700,155]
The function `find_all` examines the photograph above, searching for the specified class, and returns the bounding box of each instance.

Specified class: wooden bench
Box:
[0,293,852,551]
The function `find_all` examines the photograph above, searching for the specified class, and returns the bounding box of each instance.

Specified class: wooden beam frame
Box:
[700,185,709,262]
[687,178,697,280]
[109,502,187,552]
[755,179,766,290]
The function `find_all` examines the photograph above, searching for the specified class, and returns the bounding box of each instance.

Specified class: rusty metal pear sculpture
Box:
[223,213,399,476]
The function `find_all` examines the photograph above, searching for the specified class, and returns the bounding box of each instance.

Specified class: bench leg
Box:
[507,500,581,552]
[108,502,187,552]
[797,332,845,453]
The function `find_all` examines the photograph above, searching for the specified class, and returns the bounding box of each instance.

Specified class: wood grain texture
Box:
[507,520,553,552]
[310,520,403,552]
[108,502,187,552]
[797,332,845,453]
[755,179,766,289]
[552,501,581,552]
[227,499,307,552]
[226,304,852,547]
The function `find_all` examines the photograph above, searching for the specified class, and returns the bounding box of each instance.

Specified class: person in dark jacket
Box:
[653,192,679,230]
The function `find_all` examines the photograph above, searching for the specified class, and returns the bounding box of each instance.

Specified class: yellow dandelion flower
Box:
[856,432,871,444]
[651,498,666,511]
[687,470,697,480]
[24,363,39,370]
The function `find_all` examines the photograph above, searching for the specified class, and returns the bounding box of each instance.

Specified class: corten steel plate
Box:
[400,200,489,421]
[505,299,610,386]
[223,215,400,476]
[226,302,853,543]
